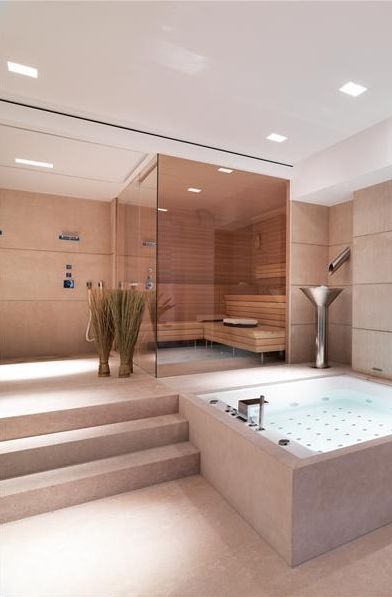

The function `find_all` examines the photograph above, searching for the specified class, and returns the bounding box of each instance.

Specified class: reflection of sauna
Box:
[157,293,286,360]
[157,159,287,362]
[117,154,288,376]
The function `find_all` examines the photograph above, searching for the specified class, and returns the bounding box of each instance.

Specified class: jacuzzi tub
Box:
[179,372,392,565]
[200,375,392,457]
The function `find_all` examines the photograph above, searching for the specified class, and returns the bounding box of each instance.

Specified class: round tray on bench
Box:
[223,318,258,328]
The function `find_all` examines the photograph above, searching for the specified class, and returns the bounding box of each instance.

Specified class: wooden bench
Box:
[155,295,286,358]
[203,294,286,359]
[157,321,204,343]
[203,322,285,356]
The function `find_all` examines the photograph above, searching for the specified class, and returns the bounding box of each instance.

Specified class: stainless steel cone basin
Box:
[300,286,343,369]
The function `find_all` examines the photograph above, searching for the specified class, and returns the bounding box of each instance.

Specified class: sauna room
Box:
[117,155,288,376]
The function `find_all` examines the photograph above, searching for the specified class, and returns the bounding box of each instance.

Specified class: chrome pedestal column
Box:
[300,286,343,369]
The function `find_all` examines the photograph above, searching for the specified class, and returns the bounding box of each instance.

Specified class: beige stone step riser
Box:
[0,421,189,479]
[1,395,179,441]
[0,453,200,523]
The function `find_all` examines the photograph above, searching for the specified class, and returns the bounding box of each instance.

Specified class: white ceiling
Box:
[1,1,392,163]
[0,124,146,200]
[0,1,392,201]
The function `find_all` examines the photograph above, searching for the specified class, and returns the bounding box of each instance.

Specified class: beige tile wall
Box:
[328,201,353,364]
[352,180,392,379]
[0,189,113,360]
[288,201,329,363]
[288,199,353,365]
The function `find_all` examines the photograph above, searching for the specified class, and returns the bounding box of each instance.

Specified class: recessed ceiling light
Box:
[218,167,233,174]
[7,61,38,78]
[15,158,54,169]
[158,207,168,212]
[339,81,367,97]
[187,187,202,193]
[266,133,287,143]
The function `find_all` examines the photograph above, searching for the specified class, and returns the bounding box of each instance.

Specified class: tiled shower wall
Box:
[328,201,353,364]
[0,189,115,360]
[288,199,353,364]
[352,180,392,379]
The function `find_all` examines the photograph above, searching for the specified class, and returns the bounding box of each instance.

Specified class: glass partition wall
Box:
[116,158,158,376]
[116,154,288,378]
[156,155,288,377]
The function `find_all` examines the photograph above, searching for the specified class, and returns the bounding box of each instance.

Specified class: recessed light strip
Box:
[187,187,202,193]
[15,158,54,169]
[7,61,38,78]
[218,167,233,174]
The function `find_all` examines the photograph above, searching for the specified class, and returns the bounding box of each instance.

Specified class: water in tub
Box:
[201,375,392,455]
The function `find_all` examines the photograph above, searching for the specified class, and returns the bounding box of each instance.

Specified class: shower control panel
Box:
[64,263,74,288]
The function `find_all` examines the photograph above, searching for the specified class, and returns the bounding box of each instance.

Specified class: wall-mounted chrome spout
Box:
[329,247,350,275]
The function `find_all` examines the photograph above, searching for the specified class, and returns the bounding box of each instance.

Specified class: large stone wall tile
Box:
[329,201,353,246]
[352,328,392,378]
[328,323,352,364]
[291,201,329,245]
[353,284,392,332]
[0,189,111,254]
[291,244,328,286]
[353,232,392,284]
[354,180,392,237]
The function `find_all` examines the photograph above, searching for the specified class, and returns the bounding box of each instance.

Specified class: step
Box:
[1,392,179,440]
[0,442,200,523]
[0,414,189,479]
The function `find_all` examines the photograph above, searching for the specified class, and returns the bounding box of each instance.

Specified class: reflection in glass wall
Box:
[116,158,157,375]
[156,155,288,377]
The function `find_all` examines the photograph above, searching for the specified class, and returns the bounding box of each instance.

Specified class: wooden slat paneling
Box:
[224,294,286,328]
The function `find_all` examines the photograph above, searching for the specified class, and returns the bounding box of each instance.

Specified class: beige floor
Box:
[163,361,347,394]
[2,358,392,596]
[1,474,392,597]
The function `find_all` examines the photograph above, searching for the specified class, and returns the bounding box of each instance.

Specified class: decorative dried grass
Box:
[89,289,114,376]
[110,289,146,377]
[146,291,175,342]
[146,290,175,347]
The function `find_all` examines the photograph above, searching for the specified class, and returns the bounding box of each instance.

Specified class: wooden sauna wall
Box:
[157,209,286,323]
[157,208,216,322]
[252,213,286,293]
[214,227,254,314]
[214,213,287,314]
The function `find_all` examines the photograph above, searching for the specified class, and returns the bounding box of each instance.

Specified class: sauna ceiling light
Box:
[7,61,38,78]
[218,167,233,174]
[187,187,202,193]
[339,81,367,97]
[158,207,168,212]
[266,133,287,143]
[15,158,54,169]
